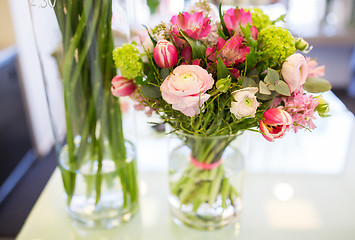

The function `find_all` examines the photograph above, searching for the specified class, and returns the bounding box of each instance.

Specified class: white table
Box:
[16,92,355,240]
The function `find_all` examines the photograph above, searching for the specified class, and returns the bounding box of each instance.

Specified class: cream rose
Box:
[230,87,259,119]
[160,65,214,117]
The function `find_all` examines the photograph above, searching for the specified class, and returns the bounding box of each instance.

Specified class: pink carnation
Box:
[170,11,211,47]
[160,65,214,117]
[306,57,325,78]
[273,88,319,133]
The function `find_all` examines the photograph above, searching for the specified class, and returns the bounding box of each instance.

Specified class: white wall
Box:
[8,0,65,157]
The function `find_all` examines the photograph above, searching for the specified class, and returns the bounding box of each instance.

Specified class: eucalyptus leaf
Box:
[267,68,279,84]
[303,77,332,93]
[180,31,206,60]
[268,84,275,91]
[242,76,258,88]
[256,91,278,101]
[141,85,161,98]
[274,80,291,96]
[259,81,271,95]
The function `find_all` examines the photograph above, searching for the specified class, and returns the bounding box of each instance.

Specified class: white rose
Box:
[230,87,259,119]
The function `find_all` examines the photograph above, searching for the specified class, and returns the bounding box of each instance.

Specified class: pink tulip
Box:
[281,53,308,93]
[259,108,293,142]
[153,40,178,68]
[111,76,136,97]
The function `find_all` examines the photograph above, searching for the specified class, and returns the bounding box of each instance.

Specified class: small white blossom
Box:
[230,87,259,119]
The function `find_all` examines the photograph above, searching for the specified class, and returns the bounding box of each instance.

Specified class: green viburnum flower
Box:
[113,42,143,79]
[251,8,272,31]
[258,25,296,68]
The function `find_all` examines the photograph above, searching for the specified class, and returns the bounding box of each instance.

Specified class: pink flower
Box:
[181,46,201,65]
[206,36,249,78]
[153,40,178,68]
[272,88,319,133]
[170,11,211,46]
[259,108,293,142]
[111,76,136,97]
[223,8,257,38]
[306,57,325,78]
[281,53,308,93]
[160,65,214,117]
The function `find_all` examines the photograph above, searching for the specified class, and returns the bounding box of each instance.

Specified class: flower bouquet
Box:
[111,1,331,230]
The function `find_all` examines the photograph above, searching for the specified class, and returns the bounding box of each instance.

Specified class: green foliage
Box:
[180,31,207,60]
[146,0,159,14]
[219,3,231,38]
[112,42,143,79]
[303,77,332,93]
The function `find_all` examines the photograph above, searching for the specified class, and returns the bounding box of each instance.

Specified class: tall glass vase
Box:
[168,132,245,230]
[29,0,139,228]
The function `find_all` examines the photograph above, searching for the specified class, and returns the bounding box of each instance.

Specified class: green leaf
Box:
[303,77,332,93]
[267,68,279,84]
[141,85,161,98]
[143,25,157,46]
[257,91,278,101]
[240,23,257,48]
[219,3,230,38]
[244,47,258,73]
[218,28,228,40]
[272,14,286,24]
[134,75,144,85]
[217,57,232,80]
[160,68,170,79]
[242,76,258,88]
[268,84,275,91]
[179,31,206,60]
[146,70,158,85]
[274,80,291,96]
[259,81,271,95]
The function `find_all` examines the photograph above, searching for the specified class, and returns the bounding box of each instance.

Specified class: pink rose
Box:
[111,76,136,97]
[259,108,293,142]
[160,65,214,117]
[153,40,179,68]
[281,53,308,93]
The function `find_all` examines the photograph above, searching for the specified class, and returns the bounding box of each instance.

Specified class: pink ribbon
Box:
[190,156,222,170]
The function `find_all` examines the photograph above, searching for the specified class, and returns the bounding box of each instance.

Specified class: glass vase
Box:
[168,132,245,230]
[29,0,138,228]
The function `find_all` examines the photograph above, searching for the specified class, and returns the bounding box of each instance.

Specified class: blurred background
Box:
[0,0,354,239]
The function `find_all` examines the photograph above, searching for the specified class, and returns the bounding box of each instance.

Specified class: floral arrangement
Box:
[111,2,331,140]
[110,1,332,226]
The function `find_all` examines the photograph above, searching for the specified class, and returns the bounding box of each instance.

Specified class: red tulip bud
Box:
[153,40,178,68]
[111,76,136,97]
